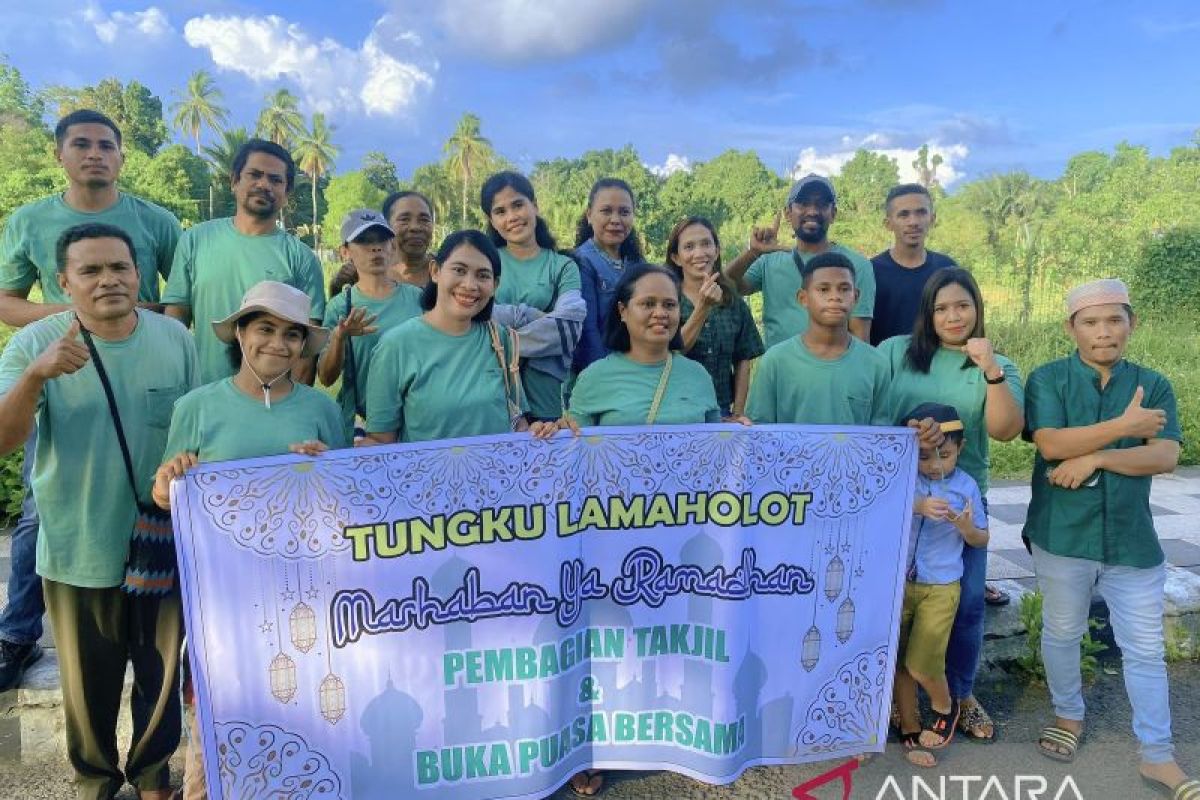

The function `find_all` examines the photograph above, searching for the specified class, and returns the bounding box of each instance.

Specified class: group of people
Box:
[0,108,1193,800]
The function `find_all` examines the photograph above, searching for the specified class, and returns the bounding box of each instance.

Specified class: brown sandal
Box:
[958,699,995,742]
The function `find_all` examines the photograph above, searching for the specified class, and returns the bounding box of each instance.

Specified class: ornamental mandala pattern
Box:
[195,455,392,559]
[383,442,521,516]
[660,429,781,491]
[795,645,889,752]
[520,432,668,505]
[773,432,912,517]
[215,721,341,798]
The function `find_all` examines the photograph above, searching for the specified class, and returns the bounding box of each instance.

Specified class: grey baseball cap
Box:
[340,208,394,244]
[787,174,836,206]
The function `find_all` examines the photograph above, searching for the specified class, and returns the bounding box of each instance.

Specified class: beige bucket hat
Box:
[212,281,329,357]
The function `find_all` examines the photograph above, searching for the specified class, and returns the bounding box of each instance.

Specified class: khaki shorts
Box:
[897,580,961,679]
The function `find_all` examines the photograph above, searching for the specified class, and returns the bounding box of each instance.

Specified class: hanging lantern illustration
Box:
[319,673,347,724]
[836,597,856,643]
[824,555,845,601]
[269,651,297,703]
[289,601,317,653]
[801,625,821,672]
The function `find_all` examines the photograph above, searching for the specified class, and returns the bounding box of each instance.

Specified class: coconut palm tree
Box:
[202,126,251,217]
[169,70,228,155]
[256,88,304,148]
[443,113,491,226]
[293,113,339,245]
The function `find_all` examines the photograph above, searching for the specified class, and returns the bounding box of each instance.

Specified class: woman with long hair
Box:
[481,171,585,421]
[877,267,1024,743]
[665,216,763,422]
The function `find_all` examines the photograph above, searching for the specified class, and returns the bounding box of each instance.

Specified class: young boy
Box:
[894,403,989,768]
[317,209,423,439]
[746,251,891,425]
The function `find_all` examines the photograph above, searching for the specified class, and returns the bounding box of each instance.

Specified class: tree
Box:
[202,126,251,218]
[47,78,169,155]
[256,89,304,149]
[0,124,61,221]
[120,144,209,223]
[0,59,45,129]
[443,113,492,226]
[406,161,457,232]
[361,151,400,194]
[169,70,228,155]
[293,113,339,245]
[912,144,944,190]
[321,171,387,249]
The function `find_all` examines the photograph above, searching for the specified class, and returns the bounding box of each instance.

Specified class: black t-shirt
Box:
[870,249,958,345]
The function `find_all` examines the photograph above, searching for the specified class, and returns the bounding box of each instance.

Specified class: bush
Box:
[1016,589,1108,684]
[0,449,21,525]
[1131,228,1200,318]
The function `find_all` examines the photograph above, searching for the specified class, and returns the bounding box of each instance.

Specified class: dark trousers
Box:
[43,578,183,800]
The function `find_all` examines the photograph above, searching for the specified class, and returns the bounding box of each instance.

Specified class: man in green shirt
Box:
[163,139,325,385]
[747,252,890,426]
[0,109,182,693]
[1024,279,1196,798]
[0,223,197,800]
[725,174,875,348]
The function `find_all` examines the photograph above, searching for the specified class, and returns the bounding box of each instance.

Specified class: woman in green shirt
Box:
[665,216,763,422]
[363,229,528,444]
[482,171,585,421]
[151,280,348,800]
[877,267,1023,742]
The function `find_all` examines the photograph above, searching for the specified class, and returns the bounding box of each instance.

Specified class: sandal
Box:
[569,769,605,797]
[900,731,937,768]
[1141,776,1200,800]
[984,583,1010,606]
[920,698,959,749]
[1037,725,1082,763]
[958,698,995,742]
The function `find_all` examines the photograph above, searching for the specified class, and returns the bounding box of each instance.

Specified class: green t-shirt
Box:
[746,335,891,425]
[568,352,721,426]
[743,243,876,348]
[161,218,326,384]
[365,317,519,442]
[0,310,197,587]
[1022,354,1181,568]
[496,248,582,419]
[877,335,1024,493]
[164,378,348,464]
[0,192,181,303]
[322,283,423,434]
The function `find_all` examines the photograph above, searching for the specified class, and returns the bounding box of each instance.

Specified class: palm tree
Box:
[169,70,228,155]
[443,113,491,226]
[202,127,251,217]
[256,89,304,148]
[293,113,339,245]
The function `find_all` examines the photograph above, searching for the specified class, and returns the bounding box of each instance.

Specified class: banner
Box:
[173,425,917,799]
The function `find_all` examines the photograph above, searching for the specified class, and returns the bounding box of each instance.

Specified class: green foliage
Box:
[1131,228,1200,318]
[0,448,21,525]
[321,171,387,250]
[361,151,400,194]
[47,78,169,155]
[169,70,228,155]
[0,122,62,221]
[120,144,209,225]
[0,57,45,127]
[1016,590,1109,684]
[256,89,304,149]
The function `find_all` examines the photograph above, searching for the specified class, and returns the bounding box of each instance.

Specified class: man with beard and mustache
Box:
[164,139,325,385]
[726,174,875,348]
[0,109,181,694]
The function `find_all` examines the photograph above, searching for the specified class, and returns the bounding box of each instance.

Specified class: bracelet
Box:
[984,370,1006,385]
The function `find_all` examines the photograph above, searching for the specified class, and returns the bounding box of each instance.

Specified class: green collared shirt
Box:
[680,293,764,412]
[1022,353,1181,568]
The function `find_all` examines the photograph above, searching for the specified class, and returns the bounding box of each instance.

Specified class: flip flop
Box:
[900,731,937,769]
[984,584,1011,606]
[1140,776,1200,800]
[1037,725,1082,763]
[921,698,960,750]
[569,769,606,797]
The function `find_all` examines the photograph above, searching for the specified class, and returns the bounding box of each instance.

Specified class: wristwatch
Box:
[984,369,1006,385]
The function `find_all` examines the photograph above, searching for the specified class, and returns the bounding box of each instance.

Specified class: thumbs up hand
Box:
[31,319,90,380]
[1120,386,1167,439]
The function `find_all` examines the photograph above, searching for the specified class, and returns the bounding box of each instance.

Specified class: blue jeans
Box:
[1032,544,1172,763]
[0,430,43,646]
[945,540,986,699]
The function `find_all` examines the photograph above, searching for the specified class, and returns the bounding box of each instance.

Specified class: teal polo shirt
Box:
[1022,353,1181,568]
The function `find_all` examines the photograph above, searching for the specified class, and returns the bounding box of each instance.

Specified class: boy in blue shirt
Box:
[894,403,989,768]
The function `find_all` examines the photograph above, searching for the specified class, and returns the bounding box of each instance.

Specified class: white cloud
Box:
[428,0,650,61]
[648,153,691,178]
[792,138,971,187]
[183,13,435,117]
[82,4,172,45]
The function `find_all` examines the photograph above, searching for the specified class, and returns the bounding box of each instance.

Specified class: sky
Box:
[2,0,1198,189]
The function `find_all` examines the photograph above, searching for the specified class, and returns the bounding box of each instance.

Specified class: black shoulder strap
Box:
[341,286,361,416]
[77,315,140,504]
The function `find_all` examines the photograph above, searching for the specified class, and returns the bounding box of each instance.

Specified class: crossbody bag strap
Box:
[77,317,141,504]
[487,321,523,415]
[645,353,673,425]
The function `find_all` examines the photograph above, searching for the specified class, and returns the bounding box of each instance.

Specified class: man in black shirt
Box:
[870,183,957,346]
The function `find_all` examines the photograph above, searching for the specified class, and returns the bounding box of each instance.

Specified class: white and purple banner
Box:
[172,425,916,799]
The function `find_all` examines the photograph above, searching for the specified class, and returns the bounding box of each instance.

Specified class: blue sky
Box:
[2,0,1198,188]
